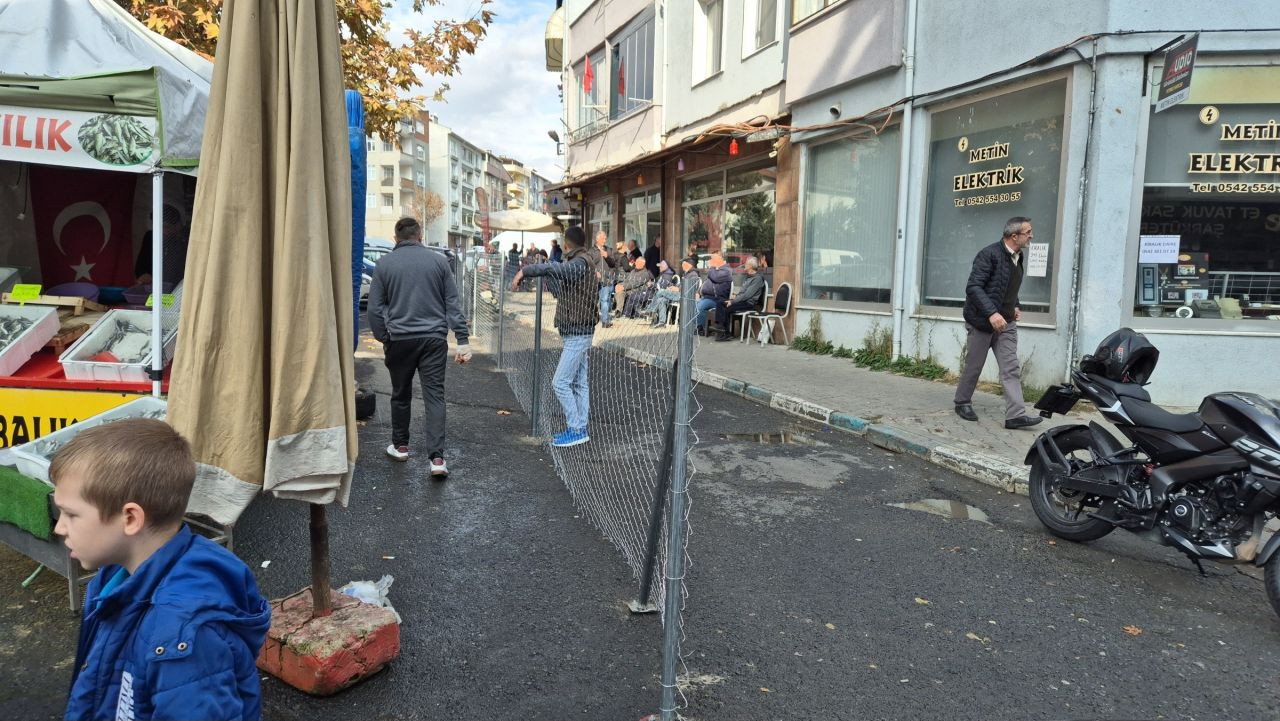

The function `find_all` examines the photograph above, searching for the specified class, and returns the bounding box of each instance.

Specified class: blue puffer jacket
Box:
[65,525,271,721]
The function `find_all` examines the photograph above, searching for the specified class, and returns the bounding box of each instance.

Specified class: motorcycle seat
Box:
[1119,397,1203,433]
[1085,373,1151,402]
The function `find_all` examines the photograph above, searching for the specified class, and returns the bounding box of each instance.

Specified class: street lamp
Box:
[548,129,564,156]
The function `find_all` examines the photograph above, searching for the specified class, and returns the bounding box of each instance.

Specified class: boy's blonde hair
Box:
[49,419,195,528]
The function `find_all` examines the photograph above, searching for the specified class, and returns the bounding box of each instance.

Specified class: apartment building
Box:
[364,110,430,241]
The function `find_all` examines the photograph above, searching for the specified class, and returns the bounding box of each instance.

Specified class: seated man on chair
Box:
[647,260,691,327]
[714,257,765,342]
[614,257,651,318]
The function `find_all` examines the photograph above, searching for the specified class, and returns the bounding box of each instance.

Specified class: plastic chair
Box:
[735,281,769,341]
[743,282,793,345]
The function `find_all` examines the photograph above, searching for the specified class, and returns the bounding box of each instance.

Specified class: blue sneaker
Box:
[552,428,590,447]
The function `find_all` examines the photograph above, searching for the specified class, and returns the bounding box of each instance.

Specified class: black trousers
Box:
[715,300,756,335]
[384,337,448,455]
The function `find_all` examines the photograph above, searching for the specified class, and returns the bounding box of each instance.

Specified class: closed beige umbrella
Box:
[168,0,356,531]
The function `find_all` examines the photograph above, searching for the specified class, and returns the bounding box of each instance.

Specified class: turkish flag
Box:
[583,55,594,95]
[618,59,625,97]
[29,165,136,287]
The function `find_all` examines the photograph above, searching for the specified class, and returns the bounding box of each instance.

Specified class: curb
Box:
[598,340,1031,496]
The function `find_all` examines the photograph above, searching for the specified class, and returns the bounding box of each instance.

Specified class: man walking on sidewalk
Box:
[368,217,472,476]
[512,226,598,447]
[954,216,1042,430]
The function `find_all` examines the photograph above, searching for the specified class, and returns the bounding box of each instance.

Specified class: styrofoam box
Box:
[10,396,168,482]
[0,304,59,377]
[0,267,19,295]
[60,309,180,384]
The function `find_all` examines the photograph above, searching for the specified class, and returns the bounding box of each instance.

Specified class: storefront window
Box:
[1134,68,1280,323]
[623,189,662,250]
[922,79,1067,312]
[681,165,775,266]
[588,197,614,243]
[802,127,900,303]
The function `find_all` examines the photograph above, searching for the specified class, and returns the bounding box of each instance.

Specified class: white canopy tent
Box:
[0,0,213,395]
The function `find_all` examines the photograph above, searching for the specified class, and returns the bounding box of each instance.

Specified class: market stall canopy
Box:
[488,208,560,233]
[168,0,355,524]
[0,0,213,171]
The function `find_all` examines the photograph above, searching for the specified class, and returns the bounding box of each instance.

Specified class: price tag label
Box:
[10,284,41,305]
[145,293,176,309]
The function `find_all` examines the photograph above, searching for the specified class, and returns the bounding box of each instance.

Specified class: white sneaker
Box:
[429,456,449,478]
[386,444,409,462]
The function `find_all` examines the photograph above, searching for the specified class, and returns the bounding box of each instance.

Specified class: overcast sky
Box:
[389,0,564,181]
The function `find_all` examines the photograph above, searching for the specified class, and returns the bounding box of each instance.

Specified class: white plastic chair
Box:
[734,281,769,341]
[743,282,793,345]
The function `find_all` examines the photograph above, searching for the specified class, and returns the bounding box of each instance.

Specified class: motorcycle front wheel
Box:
[1029,428,1115,542]
[1264,549,1280,620]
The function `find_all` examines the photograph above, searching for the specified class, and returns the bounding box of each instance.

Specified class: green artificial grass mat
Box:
[0,465,53,540]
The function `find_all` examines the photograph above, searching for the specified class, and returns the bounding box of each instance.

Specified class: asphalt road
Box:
[3,348,1279,720]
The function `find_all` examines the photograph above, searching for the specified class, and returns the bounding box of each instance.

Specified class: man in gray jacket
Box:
[368,217,471,477]
[713,257,766,341]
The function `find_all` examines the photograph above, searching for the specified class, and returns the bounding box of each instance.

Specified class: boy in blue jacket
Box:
[51,419,271,721]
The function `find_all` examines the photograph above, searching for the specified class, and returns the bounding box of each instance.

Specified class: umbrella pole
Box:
[310,504,332,617]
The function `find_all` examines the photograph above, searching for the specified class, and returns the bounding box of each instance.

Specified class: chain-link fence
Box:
[457,249,698,719]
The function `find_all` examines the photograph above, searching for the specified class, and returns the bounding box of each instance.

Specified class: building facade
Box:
[427,117,487,249]
[547,0,1280,406]
[364,110,430,241]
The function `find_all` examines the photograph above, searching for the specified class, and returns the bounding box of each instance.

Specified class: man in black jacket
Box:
[512,226,599,447]
[954,216,1043,430]
[368,217,472,476]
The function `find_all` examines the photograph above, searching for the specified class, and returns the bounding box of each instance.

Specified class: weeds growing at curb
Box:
[790,319,952,382]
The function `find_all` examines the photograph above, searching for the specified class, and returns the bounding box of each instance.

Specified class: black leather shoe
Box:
[954,404,978,422]
[714,333,734,342]
[1005,415,1044,430]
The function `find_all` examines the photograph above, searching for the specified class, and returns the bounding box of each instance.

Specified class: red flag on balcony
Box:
[618,59,625,96]
[583,55,594,94]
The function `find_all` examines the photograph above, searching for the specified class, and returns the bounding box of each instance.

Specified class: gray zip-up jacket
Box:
[367,242,470,344]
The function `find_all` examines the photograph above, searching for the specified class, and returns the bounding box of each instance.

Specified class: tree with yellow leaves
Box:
[116,0,494,139]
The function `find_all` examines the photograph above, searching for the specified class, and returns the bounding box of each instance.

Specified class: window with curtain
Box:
[693,0,723,82]
[744,0,778,53]
[610,11,655,119]
[802,127,901,304]
[792,0,843,24]
[575,49,607,138]
[589,198,615,243]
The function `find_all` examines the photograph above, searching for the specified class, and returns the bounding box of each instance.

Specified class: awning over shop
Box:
[545,6,565,72]
[0,0,213,170]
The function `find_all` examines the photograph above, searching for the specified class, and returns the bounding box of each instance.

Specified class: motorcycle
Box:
[1025,328,1280,618]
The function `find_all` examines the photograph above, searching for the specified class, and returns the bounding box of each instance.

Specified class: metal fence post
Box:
[530,277,544,437]
[631,361,678,613]
[471,260,479,338]
[497,255,507,371]
[659,278,697,721]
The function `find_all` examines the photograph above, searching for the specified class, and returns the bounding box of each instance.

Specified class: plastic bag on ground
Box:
[339,574,401,624]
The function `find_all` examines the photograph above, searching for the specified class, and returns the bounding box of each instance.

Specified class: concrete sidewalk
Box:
[596,319,1156,496]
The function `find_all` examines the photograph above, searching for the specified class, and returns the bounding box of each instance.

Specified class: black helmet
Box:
[1080,328,1160,384]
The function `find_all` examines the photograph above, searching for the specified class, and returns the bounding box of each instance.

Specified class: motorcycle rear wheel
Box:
[1029,428,1115,542]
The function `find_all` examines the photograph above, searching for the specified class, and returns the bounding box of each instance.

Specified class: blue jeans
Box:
[553,333,592,431]
[598,285,614,324]
[695,298,718,331]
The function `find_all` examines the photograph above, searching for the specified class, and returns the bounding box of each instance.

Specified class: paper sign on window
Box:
[1027,243,1049,277]
[1139,234,1180,264]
